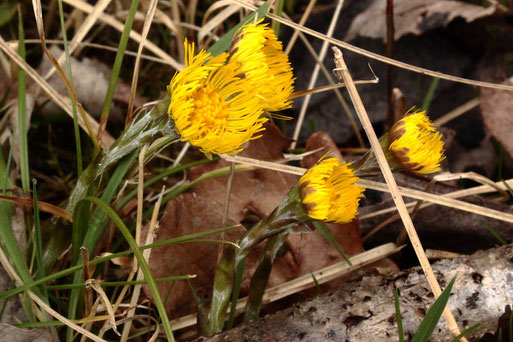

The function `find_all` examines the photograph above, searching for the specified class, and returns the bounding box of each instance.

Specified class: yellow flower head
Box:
[229,19,294,112]
[298,157,364,224]
[168,42,267,155]
[388,111,445,174]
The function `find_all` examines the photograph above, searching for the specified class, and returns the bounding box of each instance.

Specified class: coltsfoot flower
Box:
[388,111,445,174]
[229,19,294,113]
[168,42,267,156]
[299,157,364,224]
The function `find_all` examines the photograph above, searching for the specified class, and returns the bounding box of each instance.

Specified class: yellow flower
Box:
[388,111,445,174]
[168,42,267,155]
[229,19,294,112]
[298,157,364,224]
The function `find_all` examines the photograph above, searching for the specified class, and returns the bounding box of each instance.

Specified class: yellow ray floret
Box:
[168,42,267,155]
[229,19,295,112]
[298,158,364,224]
[388,111,445,174]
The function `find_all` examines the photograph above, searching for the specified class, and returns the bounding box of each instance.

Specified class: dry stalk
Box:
[331,46,465,340]
[290,0,346,149]
[120,186,165,341]
[62,0,182,70]
[126,0,159,125]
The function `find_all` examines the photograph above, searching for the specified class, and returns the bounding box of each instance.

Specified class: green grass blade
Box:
[0,135,35,322]
[311,273,322,294]
[481,221,508,245]
[207,3,270,57]
[32,180,47,298]
[421,77,439,111]
[98,0,139,135]
[67,150,138,341]
[313,221,351,265]
[502,180,513,198]
[395,288,404,342]
[17,6,29,193]
[411,277,456,342]
[82,196,175,342]
[71,196,91,265]
[47,276,193,290]
[0,225,236,300]
[272,0,285,34]
[227,257,246,329]
[449,323,480,342]
[57,0,82,176]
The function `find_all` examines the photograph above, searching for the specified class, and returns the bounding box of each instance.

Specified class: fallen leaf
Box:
[0,324,51,342]
[480,77,513,158]
[345,0,496,42]
[146,123,298,317]
[146,125,393,318]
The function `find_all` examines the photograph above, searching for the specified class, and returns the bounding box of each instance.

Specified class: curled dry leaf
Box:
[345,0,496,42]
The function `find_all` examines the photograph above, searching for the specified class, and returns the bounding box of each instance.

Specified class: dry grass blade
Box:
[170,0,185,62]
[284,11,365,147]
[290,78,378,99]
[332,47,464,340]
[0,245,108,342]
[360,177,513,220]
[126,0,159,125]
[284,0,317,55]
[0,194,72,222]
[32,0,101,150]
[222,155,513,225]
[0,33,114,148]
[14,39,171,64]
[230,0,513,92]
[434,98,480,126]
[63,0,183,70]
[43,0,112,81]
[170,243,401,331]
[104,315,161,342]
[119,144,152,341]
[86,279,120,336]
[434,171,509,200]
[199,4,239,43]
[290,0,345,150]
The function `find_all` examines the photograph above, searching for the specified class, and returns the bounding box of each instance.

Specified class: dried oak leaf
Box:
[480,78,513,158]
[345,0,496,42]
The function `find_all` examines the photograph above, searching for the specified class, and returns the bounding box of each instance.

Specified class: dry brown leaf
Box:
[480,78,513,158]
[146,126,383,318]
[147,123,297,317]
[345,0,496,42]
[0,324,51,342]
